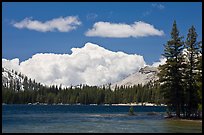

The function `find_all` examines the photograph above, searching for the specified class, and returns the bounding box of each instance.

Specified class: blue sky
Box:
[2,2,202,65]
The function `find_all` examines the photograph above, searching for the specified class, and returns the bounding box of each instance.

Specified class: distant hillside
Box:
[111,66,158,89]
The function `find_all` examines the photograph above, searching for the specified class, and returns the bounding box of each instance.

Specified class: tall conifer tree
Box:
[184,26,201,117]
[158,21,185,117]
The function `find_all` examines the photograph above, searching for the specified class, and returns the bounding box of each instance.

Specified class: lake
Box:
[2,104,202,133]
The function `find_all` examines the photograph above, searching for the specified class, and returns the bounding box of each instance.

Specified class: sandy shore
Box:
[111,102,167,106]
[3,102,167,106]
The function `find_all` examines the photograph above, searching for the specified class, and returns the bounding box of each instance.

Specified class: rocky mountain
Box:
[111,66,159,89]
[2,67,22,85]
[2,67,27,91]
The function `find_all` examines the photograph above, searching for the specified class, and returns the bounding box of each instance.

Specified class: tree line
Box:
[2,77,163,105]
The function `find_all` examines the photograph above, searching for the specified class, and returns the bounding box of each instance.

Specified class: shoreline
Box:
[165,117,202,123]
[2,102,167,106]
[111,102,167,106]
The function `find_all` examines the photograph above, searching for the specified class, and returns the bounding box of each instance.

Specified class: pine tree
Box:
[158,21,185,118]
[184,26,201,118]
[197,43,202,117]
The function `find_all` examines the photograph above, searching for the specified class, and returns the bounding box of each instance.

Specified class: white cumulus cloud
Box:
[2,42,146,87]
[2,58,20,72]
[152,3,165,10]
[12,16,81,32]
[152,56,167,67]
[85,21,164,38]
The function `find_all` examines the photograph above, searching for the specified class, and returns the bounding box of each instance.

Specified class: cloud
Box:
[86,13,98,21]
[2,42,146,87]
[12,16,81,32]
[2,58,20,72]
[152,3,165,10]
[142,3,165,18]
[142,10,152,17]
[85,21,164,38]
[151,56,167,67]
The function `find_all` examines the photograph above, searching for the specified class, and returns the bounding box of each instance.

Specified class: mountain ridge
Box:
[110,66,158,90]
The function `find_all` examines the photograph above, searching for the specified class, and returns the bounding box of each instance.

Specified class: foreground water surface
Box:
[2,104,202,133]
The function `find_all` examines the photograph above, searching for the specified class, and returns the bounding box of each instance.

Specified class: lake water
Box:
[2,104,202,133]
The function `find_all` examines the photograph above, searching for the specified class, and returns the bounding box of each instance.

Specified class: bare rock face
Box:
[2,67,24,90]
[139,66,158,74]
[111,66,159,90]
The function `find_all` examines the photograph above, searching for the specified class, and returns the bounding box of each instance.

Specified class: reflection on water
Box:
[2,105,202,133]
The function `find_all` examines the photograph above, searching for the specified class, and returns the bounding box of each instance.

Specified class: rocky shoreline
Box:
[164,116,202,122]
